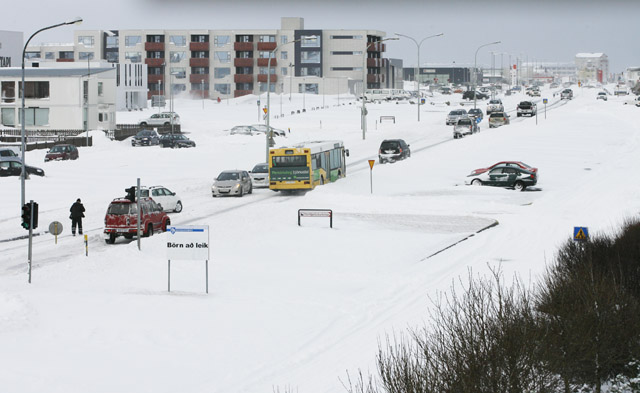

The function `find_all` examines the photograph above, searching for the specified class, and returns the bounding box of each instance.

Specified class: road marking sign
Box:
[573,226,589,242]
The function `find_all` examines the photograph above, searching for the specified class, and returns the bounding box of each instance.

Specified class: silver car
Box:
[446,109,468,125]
[249,163,269,188]
[212,170,253,197]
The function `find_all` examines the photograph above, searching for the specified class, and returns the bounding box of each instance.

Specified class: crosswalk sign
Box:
[573,226,589,242]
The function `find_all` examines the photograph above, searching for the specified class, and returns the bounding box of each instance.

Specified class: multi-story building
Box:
[0,31,23,68]
[575,53,609,83]
[30,17,393,100]
[404,65,473,85]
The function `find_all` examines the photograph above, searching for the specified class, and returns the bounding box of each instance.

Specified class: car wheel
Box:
[174,201,183,213]
[471,179,482,186]
[238,187,244,197]
[105,233,116,244]
[162,219,169,232]
[164,122,170,126]
[248,185,253,194]
[145,223,153,237]
[514,181,525,191]
[379,157,383,164]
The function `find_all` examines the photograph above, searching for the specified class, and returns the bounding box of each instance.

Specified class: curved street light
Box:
[395,32,443,122]
[361,37,398,140]
[21,17,83,207]
[473,41,501,110]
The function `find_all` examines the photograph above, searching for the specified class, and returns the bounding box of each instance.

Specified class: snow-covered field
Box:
[1,85,639,393]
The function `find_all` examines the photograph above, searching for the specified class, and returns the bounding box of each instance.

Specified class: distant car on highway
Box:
[139,112,180,127]
[446,109,468,125]
[469,161,538,176]
[212,170,253,197]
[462,90,489,100]
[596,92,608,101]
[138,186,183,213]
[378,139,411,163]
[488,112,510,128]
[486,99,504,115]
[251,124,286,137]
[561,89,573,100]
[517,101,537,117]
[467,108,483,121]
[453,117,479,139]
[228,125,260,136]
[466,165,537,191]
[249,163,269,188]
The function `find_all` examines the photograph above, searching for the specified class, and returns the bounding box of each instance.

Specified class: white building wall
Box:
[0,31,23,67]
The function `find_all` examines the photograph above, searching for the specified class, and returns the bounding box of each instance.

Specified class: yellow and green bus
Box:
[269,141,349,191]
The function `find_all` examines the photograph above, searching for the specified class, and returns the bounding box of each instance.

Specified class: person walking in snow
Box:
[70,198,85,236]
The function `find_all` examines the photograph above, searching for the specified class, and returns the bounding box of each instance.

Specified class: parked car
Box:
[103,196,170,244]
[229,125,260,135]
[0,157,45,177]
[138,186,183,213]
[596,92,608,101]
[131,129,160,146]
[453,117,479,139]
[614,87,629,96]
[462,90,489,100]
[466,165,537,191]
[440,87,452,95]
[251,124,286,137]
[517,101,537,117]
[550,82,560,88]
[249,163,269,188]
[159,133,196,148]
[378,139,411,163]
[446,109,468,125]
[44,144,79,162]
[0,148,18,158]
[139,112,180,127]
[488,112,510,128]
[212,170,253,197]
[486,99,504,115]
[527,89,541,97]
[469,161,538,176]
[561,89,573,100]
[467,108,483,121]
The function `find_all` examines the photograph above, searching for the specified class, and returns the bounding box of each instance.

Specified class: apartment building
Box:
[62,17,392,100]
[0,31,23,68]
[575,53,609,83]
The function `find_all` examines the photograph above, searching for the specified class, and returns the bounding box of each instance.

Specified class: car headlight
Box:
[234,183,241,189]
[212,185,217,190]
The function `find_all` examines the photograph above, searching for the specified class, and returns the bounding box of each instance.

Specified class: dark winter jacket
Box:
[70,202,85,219]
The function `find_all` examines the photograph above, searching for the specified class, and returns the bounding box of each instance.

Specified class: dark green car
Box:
[466,166,537,191]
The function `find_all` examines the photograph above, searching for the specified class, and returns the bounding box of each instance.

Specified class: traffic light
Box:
[125,186,136,202]
[21,204,31,230]
[31,202,38,230]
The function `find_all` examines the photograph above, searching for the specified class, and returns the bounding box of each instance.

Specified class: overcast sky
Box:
[6,0,638,73]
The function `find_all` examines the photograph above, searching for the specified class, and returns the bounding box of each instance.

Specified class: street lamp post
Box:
[20,17,82,207]
[473,40,501,110]
[362,37,398,140]
[394,32,443,122]
[266,37,305,162]
[169,71,180,135]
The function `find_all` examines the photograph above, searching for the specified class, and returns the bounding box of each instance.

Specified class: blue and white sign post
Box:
[573,226,589,242]
[543,98,548,119]
[166,225,210,293]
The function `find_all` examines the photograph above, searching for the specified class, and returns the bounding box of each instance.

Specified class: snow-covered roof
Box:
[575,53,605,58]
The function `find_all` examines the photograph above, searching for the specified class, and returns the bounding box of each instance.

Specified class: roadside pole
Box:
[543,98,548,119]
[137,178,141,251]
[368,160,375,194]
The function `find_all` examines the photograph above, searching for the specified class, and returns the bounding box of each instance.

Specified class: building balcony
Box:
[234,58,254,67]
[234,74,254,83]
[189,58,209,67]
[145,58,165,67]
[257,42,277,51]
[234,90,252,98]
[56,58,74,62]
[367,74,385,83]
[367,58,383,68]
[148,74,165,83]
[367,43,386,52]
[145,42,165,51]
[257,58,277,67]
[189,42,209,51]
[190,74,209,83]
[257,74,277,83]
[234,42,254,51]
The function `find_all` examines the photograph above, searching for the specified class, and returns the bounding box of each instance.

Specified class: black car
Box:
[0,157,45,177]
[466,165,537,191]
[467,108,483,121]
[462,90,489,100]
[131,129,160,146]
[159,133,196,148]
[378,139,410,164]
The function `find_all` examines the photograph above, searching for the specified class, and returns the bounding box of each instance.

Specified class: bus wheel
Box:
[320,176,325,185]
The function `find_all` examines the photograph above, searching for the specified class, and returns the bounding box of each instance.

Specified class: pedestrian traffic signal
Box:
[21,204,31,230]
[125,186,136,202]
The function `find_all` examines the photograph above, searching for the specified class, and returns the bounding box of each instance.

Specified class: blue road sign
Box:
[573,226,589,242]
[543,98,548,104]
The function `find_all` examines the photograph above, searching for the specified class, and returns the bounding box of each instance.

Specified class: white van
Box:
[364,89,410,102]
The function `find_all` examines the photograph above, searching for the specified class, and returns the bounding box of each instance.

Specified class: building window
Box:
[192,35,209,43]
[301,35,320,47]
[45,52,55,60]
[147,35,164,43]
[20,108,49,126]
[171,67,186,78]
[259,35,275,43]
[214,68,231,78]
[170,36,187,46]
[299,83,319,94]
[25,52,40,60]
[147,51,164,59]
[301,67,321,76]
[19,82,50,99]
[79,52,95,60]
[281,67,288,76]
[191,67,209,75]
[214,35,229,46]
[106,52,118,62]
[125,52,141,63]
[301,51,320,63]
[59,51,74,60]
[331,51,362,55]
[237,35,252,43]
[78,36,94,47]
[214,83,230,94]
[280,35,288,44]
[237,51,252,59]
[106,36,119,49]
[258,67,276,75]
[281,51,288,60]
[330,35,362,40]
[171,83,186,92]
[258,51,272,59]
[125,35,142,47]
[170,51,186,63]
[1,108,15,127]
[331,67,362,71]
[98,82,104,96]
[191,83,209,90]
[2,81,15,103]
[191,51,209,58]
[214,51,231,63]
[259,83,275,92]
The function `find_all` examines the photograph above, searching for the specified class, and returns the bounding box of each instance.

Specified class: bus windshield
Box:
[272,155,307,167]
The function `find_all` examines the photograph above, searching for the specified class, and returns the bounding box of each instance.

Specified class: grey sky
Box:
[8,0,638,73]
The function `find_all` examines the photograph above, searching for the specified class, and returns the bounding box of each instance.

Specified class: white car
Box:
[139,186,183,213]
[486,99,504,115]
[250,124,286,137]
[249,163,269,188]
[596,92,608,101]
[139,112,180,127]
